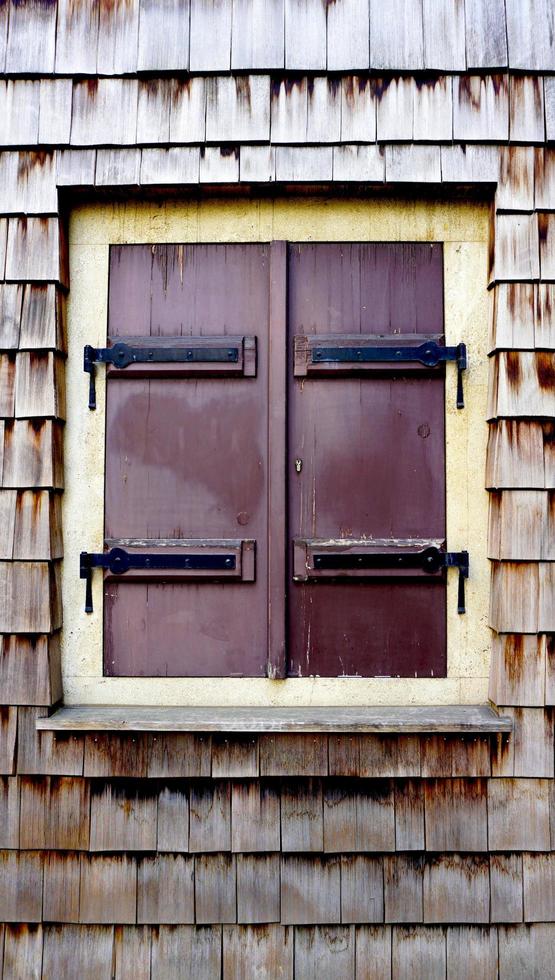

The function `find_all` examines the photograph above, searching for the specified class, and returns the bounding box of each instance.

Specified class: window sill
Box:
[37,704,512,734]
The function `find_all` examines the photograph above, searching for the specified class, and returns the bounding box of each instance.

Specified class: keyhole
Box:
[295,458,303,473]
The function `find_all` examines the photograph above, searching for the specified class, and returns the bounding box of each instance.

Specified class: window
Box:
[63,198,490,705]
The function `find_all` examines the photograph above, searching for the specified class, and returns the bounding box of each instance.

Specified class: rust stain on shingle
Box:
[235,76,252,109]
[538,213,549,245]
[17,152,51,180]
[536,352,555,390]
[458,75,481,110]
[505,351,522,389]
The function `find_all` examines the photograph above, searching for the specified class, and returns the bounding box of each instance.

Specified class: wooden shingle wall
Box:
[1,0,555,976]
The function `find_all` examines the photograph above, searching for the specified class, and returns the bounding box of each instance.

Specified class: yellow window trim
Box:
[63,196,490,707]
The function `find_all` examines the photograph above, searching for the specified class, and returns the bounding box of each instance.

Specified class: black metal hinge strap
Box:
[311,340,468,408]
[313,546,469,614]
[84,342,240,409]
[80,548,237,613]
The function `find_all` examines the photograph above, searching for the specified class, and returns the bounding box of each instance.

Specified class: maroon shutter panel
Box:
[287,243,447,678]
[104,244,272,677]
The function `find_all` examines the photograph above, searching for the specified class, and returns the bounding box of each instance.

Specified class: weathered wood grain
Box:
[394,779,424,850]
[39,80,73,147]
[232,0,284,68]
[341,856,384,923]
[260,734,328,775]
[136,80,171,144]
[327,0,369,71]
[271,78,308,143]
[140,148,200,185]
[0,353,15,417]
[465,0,508,68]
[490,562,539,633]
[84,734,148,778]
[497,145,535,212]
[385,145,441,183]
[223,924,293,978]
[5,218,67,285]
[307,77,341,143]
[3,924,43,980]
[510,76,545,142]
[147,733,211,777]
[392,925,446,978]
[281,856,341,924]
[370,0,424,70]
[138,0,190,71]
[539,213,555,280]
[195,853,236,924]
[506,0,555,71]
[169,78,206,143]
[190,0,231,71]
[489,632,547,706]
[212,736,258,777]
[376,77,413,141]
[17,706,84,776]
[422,0,465,70]
[441,144,500,183]
[446,926,498,980]
[294,926,355,978]
[0,421,63,488]
[545,636,555,707]
[199,147,239,183]
[0,81,39,147]
[156,784,189,852]
[56,149,97,188]
[151,925,222,979]
[535,149,555,210]
[0,776,20,849]
[498,924,555,980]
[206,76,270,142]
[333,145,384,182]
[231,781,280,852]
[95,149,141,187]
[71,80,139,147]
[275,145,333,182]
[355,925,392,979]
[0,284,22,349]
[189,781,231,852]
[89,782,158,851]
[42,851,81,923]
[424,778,488,851]
[239,145,276,182]
[340,78,376,142]
[546,78,555,143]
[492,213,540,282]
[20,776,90,850]
[114,926,151,980]
[454,75,509,142]
[285,0,326,70]
[138,854,194,924]
[423,855,490,923]
[0,152,58,215]
[236,854,281,923]
[488,778,551,850]
[0,850,43,921]
[486,421,550,490]
[490,283,535,351]
[0,560,61,633]
[55,0,100,74]
[281,779,324,851]
[97,0,139,74]
[15,353,65,419]
[489,352,555,419]
[384,854,423,923]
[490,853,524,922]
[80,854,137,924]
[5,0,56,73]
[523,852,555,921]
[43,925,114,980]
[323,780,395,852]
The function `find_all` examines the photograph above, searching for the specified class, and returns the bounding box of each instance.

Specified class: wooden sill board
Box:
[37,705,512,734]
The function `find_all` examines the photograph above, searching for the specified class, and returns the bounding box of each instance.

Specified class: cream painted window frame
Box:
[63,196,491,707]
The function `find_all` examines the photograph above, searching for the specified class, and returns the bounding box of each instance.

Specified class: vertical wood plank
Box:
[151,925,222,980]
[236,854,281,923]
[195,854,236,924]
[137,854,194,924]
[294,926,355,978]
[223,924,293,978]
[341,856,384,923]
[267,240,287,677]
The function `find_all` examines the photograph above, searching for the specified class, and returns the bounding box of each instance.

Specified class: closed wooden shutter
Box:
[100,241,447,678]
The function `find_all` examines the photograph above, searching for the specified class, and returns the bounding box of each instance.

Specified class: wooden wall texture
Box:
[1,0,555,976]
